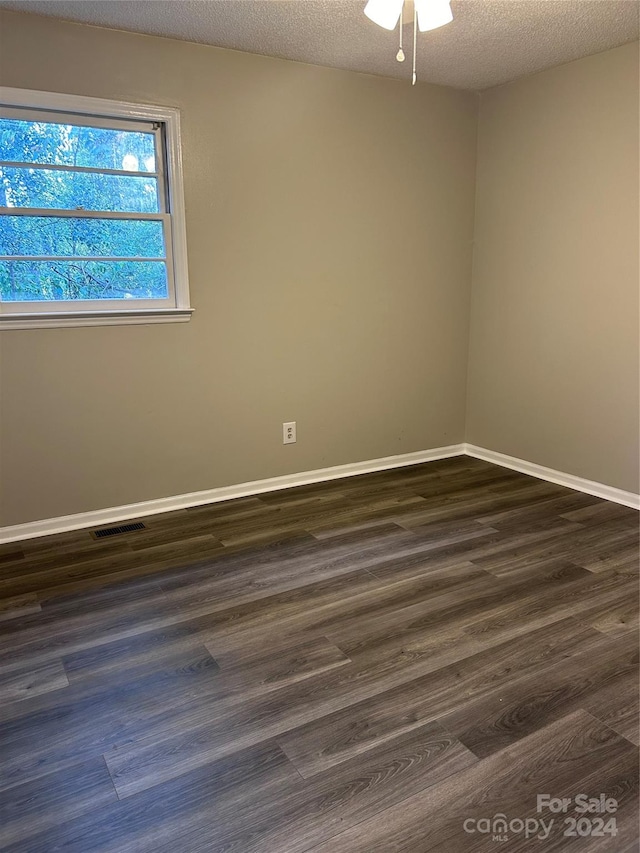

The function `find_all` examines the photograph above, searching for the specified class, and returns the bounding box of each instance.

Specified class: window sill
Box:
[0,308,194,330]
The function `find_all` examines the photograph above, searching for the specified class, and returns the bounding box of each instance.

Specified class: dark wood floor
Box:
[0,457,638,852]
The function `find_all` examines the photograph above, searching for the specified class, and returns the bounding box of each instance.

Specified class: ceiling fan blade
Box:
[415,0,453,32]
[364,0,405,30]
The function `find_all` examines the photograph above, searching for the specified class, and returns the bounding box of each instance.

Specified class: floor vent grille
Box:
[93,522,146,539]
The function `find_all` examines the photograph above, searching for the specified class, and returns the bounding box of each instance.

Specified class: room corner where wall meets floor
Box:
[0,8,477,529]
[1,443,637,545]
[0,10,638,536]
[465,41,639,497]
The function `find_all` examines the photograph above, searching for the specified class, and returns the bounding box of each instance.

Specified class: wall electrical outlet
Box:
[283,421,297,445]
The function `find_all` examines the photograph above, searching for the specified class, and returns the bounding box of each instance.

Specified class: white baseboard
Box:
[3,441,637,544]
[464,444,640,510]
[0,444,465,544]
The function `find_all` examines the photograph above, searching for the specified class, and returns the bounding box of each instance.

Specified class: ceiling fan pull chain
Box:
[412,4,417,84]
[397,6,405,62]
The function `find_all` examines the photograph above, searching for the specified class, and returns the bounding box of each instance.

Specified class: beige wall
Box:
[1,13,637,528]
[0,11,478,526]
[467,42,640,494]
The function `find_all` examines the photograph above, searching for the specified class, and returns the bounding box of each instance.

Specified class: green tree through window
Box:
[0,115,170,302]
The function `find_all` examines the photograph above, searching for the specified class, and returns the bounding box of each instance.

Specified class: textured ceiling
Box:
[1,0,638,90]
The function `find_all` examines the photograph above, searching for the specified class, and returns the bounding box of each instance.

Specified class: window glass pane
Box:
[0,118,156,172]
[0,216,165,258]
[0,259,168,302]
[0,166,159,212]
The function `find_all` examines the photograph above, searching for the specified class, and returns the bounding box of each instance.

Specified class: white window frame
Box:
[0,88,192,329]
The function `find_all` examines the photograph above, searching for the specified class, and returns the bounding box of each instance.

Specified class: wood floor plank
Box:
[62,630,218,686]
[574,588,639,636]
[472,518,638,577]
[0,537,227,600]
[0,583,181,676]
[577,542,640,574]
[328,562,596,665]
[439,633,638,758]
[103,618,607,797]
[275,619,611,780]
[474,491,599,529]
[0,758,117,849]
[396,479,565,527]
[0,457,636,852]
[0,648,220,791]
[310,566,496,655]
[1,741,299,853]
[461,567,635,644]
[302,710,639,853]
[0,658,69,705]
[11,538,134,576]
[200,561,492,654]
[212,632,348,672]
[560,501,640,526]
[166,721,477,853]
[157,527,492,631]
[204,494,421,546]
[582,670,640,746]
[0,545,24,563]
[0,593,41,623]
[369,521,584,583]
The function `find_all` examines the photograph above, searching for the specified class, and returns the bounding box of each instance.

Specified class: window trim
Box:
[0,87,192,329]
